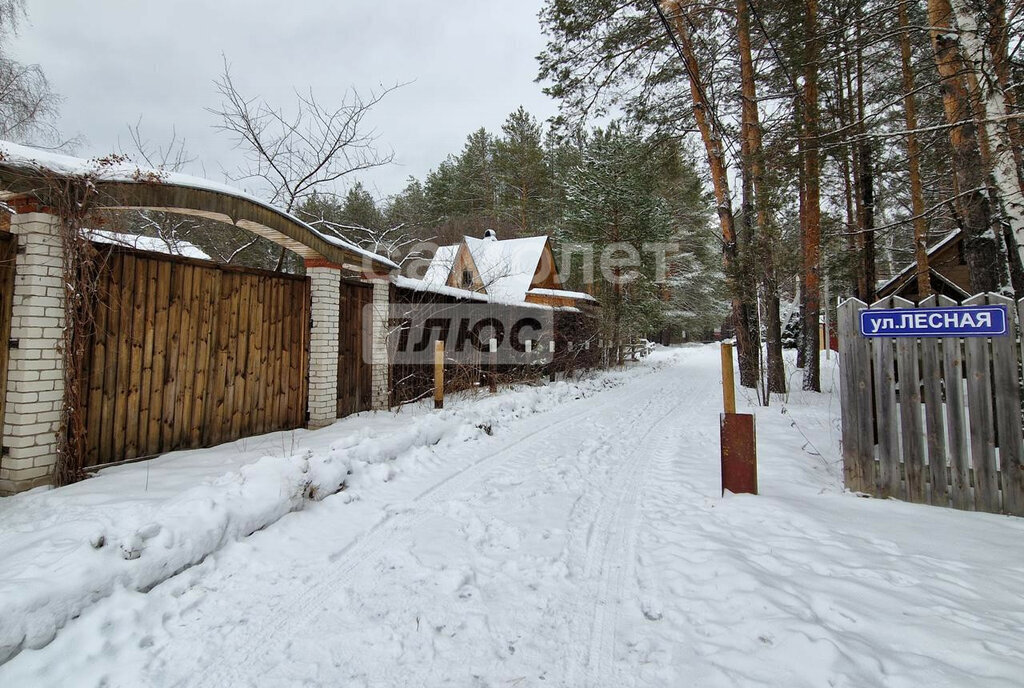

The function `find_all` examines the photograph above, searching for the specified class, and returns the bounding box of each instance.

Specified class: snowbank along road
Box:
[2,346,1023,687]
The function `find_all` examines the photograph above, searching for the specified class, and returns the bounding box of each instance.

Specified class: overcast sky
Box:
[9,0,557,200]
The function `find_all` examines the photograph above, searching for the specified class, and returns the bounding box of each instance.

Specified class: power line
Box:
[649,0,743,178]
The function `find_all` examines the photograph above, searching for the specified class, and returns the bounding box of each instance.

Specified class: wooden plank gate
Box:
[0,231,16,453]
[81,244,310,467]
[838,293,1024,516]
[337,280,373,417]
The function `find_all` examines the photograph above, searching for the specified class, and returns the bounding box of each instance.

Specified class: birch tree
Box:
[947,0,1024,290]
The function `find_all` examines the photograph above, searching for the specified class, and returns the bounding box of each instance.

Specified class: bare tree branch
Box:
[208,56,404,214]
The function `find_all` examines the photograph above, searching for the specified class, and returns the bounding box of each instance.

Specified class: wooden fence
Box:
[838,293,1024,516]
[388,284,600,405]
[0,231,16,454]
[338,280,373,418]
[81,245,310,467]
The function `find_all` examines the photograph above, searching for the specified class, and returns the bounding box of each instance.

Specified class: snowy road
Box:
[3,347,1024,687]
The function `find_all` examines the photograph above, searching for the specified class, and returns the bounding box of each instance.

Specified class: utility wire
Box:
[650,0,743,170]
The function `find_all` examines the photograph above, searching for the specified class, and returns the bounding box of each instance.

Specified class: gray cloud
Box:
[10,0,556,199]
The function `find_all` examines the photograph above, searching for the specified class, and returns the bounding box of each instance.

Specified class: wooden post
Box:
[823,276,831,359]
[549,340,556,383]
[434,339,444,410]
[488,337,497,394]
[721,413,758,495]
[721,342,736,414]
[837,298,874,494]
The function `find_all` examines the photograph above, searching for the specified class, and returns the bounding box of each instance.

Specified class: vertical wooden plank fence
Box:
[81,245,310,467]
[838,294,1024,516]
[337,281,373,418]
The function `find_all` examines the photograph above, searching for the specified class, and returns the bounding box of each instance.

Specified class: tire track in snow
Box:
[187,385,650,688]
[564,366,712,687]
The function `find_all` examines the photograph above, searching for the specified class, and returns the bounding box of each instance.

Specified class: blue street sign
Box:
[859,305,1008,338]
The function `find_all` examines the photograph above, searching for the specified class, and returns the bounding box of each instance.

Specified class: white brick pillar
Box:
[306,262,341,429]
[0,212,65,494]
[370,279,390,410]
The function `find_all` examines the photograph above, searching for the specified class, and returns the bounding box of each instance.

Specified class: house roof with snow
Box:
[463,235,550,302]
[391,274,582,312]
[416,230,597,308]
[0,140,397,273]
[875,230,971,301]
[422,243,459,287]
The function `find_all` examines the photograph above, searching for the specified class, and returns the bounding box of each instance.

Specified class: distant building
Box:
[419,229,597,309]
[876,231,971,301]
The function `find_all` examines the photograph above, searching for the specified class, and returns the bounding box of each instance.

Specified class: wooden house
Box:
[421,229,597,309]
[876,231,972,301]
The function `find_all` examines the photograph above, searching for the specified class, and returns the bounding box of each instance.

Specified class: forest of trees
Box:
[2,0,1022,402]
[292,109,729,351]
[531,0,1024,397]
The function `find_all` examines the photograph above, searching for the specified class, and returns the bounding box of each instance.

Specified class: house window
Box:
[461,268,473,288]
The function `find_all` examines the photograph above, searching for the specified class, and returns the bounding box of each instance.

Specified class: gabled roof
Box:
[876,230,960,296]
[463,235,550,302]
[422,244,459,287]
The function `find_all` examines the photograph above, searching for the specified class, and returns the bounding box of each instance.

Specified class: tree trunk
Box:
[949,0,1024,294]
[801,0,821,392]
[854,13,875,302]
[898,1,932,298]
[793,93,807,370]
[836,60,859,298]
[737,0,784,394]
[661,0,760,387]
[982,0,1023,189]
[926,0,1004,292]
[858,143,876,301]
[841,42,869,302]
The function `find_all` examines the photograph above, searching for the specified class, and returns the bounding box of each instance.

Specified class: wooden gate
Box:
[838,293,1024,516]
[338,281,373,417]
[0,231,16,453]
[82,245,310,467]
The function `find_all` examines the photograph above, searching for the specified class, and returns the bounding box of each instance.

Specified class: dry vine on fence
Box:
[36,172,100,485]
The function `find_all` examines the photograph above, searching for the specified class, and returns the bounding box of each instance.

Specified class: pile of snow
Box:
[2,348,1023,686]
[0,363,654,664]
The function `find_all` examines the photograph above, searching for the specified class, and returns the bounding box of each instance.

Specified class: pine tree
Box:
[340,182,384,230]
[494,107,551,235]
[558,125,677,350]
[453,128,498,219]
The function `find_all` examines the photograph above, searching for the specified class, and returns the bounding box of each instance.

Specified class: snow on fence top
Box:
[527,287,598,303]
[87,229,211,260]
[392,275,581,312]
[0,140,397,271]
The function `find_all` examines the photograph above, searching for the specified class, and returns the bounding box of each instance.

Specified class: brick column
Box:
[370,279,390,410]
[0,212,64,494]
[306,263,341,429]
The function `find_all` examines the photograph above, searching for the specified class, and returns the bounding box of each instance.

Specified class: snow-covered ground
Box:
[1,346,1022,687]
